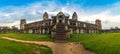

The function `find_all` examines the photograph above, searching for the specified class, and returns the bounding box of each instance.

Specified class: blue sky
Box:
[0,0,119,7]
[0,0,120,29]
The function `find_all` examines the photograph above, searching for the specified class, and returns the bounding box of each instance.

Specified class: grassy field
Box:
[1,33,120,54]
[0,38,52,54]
[0,33,52,41]
[68,33,120,54]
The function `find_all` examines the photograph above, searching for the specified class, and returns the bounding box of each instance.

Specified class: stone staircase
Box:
[55,23,67,42]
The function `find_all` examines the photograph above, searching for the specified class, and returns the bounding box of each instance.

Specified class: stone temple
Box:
[20,12,102,41]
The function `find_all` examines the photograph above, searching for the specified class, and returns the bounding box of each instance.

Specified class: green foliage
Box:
[0,39,52,54]
[0,33,53,41]
[11,26,18,30]
[68,33,120,54]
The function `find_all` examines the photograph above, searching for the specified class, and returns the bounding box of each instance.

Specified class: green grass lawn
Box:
[0,33,52,41]
[0,38,52,54]
[68,33,120,54]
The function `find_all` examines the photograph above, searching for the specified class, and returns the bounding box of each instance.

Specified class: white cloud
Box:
[0,1,120,29]
[80,6,120,29]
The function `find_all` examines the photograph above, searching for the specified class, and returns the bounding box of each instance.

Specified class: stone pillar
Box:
[47,28,49,34]
[23,30,26,33]
[89,30,91,33]
[50,20,52,25]
[39,29,41,34]
[57,18,59,23]
[68,20,70,25]
[43,29,45,34]
[95,30,97,33]
[80,29,84,33]
[63,19,65,23]
[76,22,78,27]
[92,30,94,33]
[51,31,56,38]
[53,25,56,29]
[76,29,79,34]
[83,24,86,28]
[70,28,73,34]
[28,29,33,33]
[65,26,68,30]
[42,22,45,26]
[73,30,76,34]
[90,30,92,33]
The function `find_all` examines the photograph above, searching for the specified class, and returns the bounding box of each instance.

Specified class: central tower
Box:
[53,12,70,42]
[56,11,65,23]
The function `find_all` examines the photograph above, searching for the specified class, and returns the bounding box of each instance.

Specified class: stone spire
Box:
[95,19,102,30]
[43,12,48,20]
[20,19,26,30]
[72,12,78,20]
[57,11,65,16]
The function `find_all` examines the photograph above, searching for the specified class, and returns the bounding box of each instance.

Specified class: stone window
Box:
[83,24,86,27]
[70,23,72,25]
[59,15,63,18]
[59,20,62,23]
[73,23,76,26]
[49,22,50,26]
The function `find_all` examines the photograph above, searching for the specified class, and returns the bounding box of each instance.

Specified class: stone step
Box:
[56,34,65,35]
[57,26,64,27]
[56,32,65,33]
[56,33,65,34]
[55,23,67,42]
[55,37,66,39]
[54,40,67,43]
[56,28,65,29]
[55,37,66,38]
[56,31,65,32]
[55,36,66,37]
[56,29,65,30]
[55,35,66,37]
[56,32,65,34]
[56,28,65,30]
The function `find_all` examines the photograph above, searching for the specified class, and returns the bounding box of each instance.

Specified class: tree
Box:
[115,26,119,29]
[110,27,114,29]
[11,26,18,30]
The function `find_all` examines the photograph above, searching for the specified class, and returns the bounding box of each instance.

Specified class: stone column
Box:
[47,28,49,34]
[76,22,78,27]
[89,30,91,33]
[68,20,70,25]
[70,28,73,34]
[80,29,84,33]
[43,29,45,34]
[50,20,52,25]
[57,18,59,23]
[39,29,41,34]
[65,26,68,30]
[28,29,33,33]
[76,29,79,34]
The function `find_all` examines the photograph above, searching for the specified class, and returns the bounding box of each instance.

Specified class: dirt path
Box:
[0,37,95,54]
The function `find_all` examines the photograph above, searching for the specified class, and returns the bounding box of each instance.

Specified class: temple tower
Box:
[56,11,65,23]
[43,12,48,20]
[72,12,78,21]
[95,19,102,30]
[20,19,26,30]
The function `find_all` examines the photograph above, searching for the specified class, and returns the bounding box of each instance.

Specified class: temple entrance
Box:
[45,28,50,34]
[54,12,68,42]
[33,30,35,34]
[59,20,62,23]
